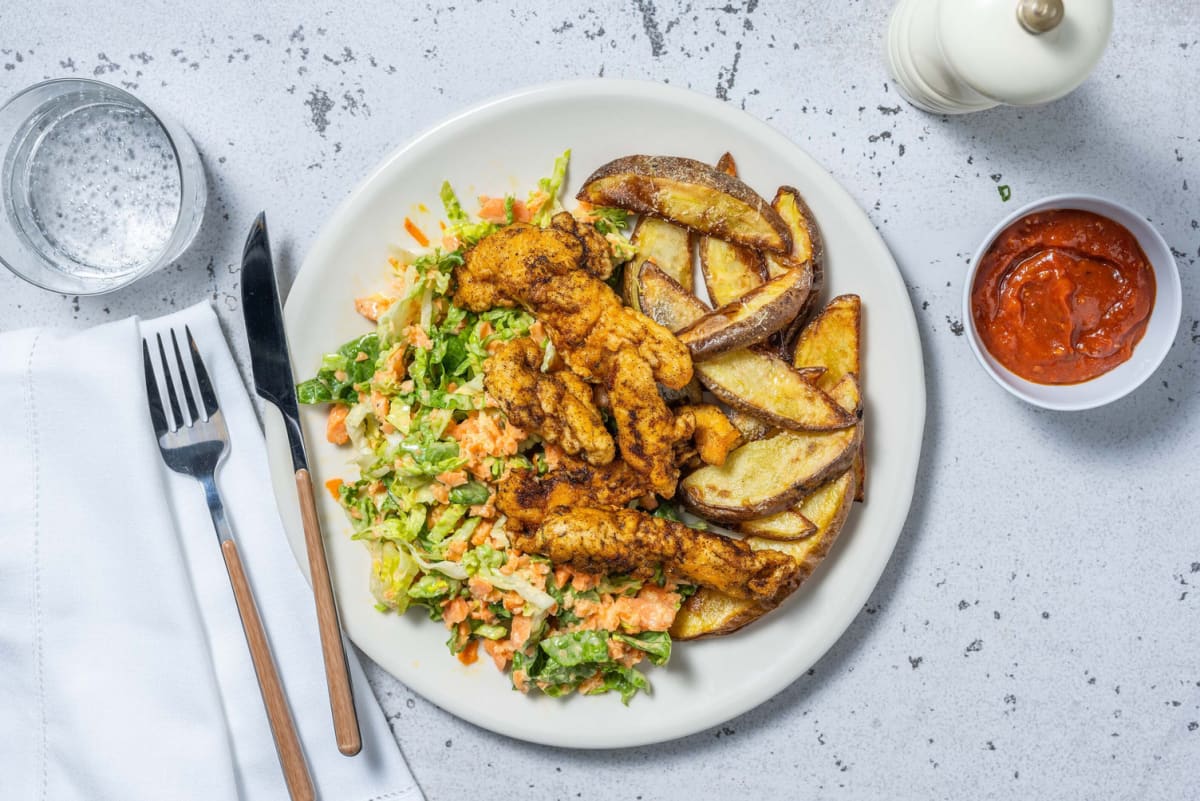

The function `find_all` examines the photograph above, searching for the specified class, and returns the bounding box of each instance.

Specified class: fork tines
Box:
[142,326,221,433]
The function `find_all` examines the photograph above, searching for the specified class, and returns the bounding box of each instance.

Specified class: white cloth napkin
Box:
[0,302,423,801]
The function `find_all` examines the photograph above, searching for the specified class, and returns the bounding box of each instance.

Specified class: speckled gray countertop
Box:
[2,2,1198,799]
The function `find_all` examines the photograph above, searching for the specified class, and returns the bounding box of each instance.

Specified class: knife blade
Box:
[242,213,307,472]
[241,212,363,757]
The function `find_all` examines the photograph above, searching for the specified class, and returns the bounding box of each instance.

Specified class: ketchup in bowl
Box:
[970,209,1156,385]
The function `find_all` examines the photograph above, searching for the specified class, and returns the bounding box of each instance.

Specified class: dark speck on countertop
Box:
[305,87,334,134]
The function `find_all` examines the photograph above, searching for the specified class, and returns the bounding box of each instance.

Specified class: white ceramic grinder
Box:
[886,0,1114,114]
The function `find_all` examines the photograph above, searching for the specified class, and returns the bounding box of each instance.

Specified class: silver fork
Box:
[143,327,314,801]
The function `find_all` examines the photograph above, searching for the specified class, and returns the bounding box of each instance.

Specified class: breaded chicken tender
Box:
[455,212,693,493]
[484,337,614,466]
[513,507,800,604]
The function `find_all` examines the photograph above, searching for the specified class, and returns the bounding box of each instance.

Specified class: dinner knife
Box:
[241,212,363,757]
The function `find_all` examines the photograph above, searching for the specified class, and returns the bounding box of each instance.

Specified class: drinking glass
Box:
[0,78,206,295]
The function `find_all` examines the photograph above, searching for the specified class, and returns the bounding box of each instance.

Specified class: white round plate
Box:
[264,79,926,749]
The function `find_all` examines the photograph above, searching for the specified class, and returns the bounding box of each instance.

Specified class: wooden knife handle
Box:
[296,468,363,756]
[221,539,315,801]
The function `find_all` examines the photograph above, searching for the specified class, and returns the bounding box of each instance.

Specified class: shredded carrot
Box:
[478,195,533,224]
[404,217,430,247]
[529,320,547,345]
[326,405,350,445]
[543,443,565,471]
[404,324,433,350]
[527,190,549,215]
[510,615,532,647]
[354,293,392,322]
[436,469,469,488]
[443,597,470,626]
[445,538,468,561]
[324,478,343,500]
[457,639,479,665]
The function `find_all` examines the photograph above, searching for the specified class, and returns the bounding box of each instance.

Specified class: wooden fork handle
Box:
[296,468,362,756]
[221,540,315,801]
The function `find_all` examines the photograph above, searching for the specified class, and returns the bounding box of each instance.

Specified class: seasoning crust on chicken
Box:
[495,459,652,529]
[513,506,801,604]
[607,348,694,493]
[455,212,693,493]
[483,337,614,466]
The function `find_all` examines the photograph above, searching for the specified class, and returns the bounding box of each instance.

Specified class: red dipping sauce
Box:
[970,209,1156,385]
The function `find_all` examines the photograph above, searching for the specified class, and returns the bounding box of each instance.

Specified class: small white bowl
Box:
[962,194,1182,411]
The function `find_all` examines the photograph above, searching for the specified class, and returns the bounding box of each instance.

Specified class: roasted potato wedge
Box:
[772,186,826,343]
[638,263,854,432]
[638,261,709,328]
[701,236,768,307]
[698,350,855,432]
[794,294,864,500]
[680,375,861,522]
[670,467,857,639]
[772,186,824,277]
[577,155,792,253]
[622,215,693,310]
[675,263,814,360]
[793,294,861,392]
[737,508,816,541]
[700,153,768,306]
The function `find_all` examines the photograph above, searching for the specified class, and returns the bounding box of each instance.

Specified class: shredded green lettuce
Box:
[531,149,570,226]
[296,333,381,404]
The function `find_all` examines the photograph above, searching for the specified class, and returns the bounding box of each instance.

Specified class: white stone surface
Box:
[3,2,1198,798]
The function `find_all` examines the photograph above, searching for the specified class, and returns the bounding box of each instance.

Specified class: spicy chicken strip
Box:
[456,213,693,492]
[484,337,614,466]
[514,507,800,604]
[454,213,692,391]
[495,459,652,529]
[607,348,694,493]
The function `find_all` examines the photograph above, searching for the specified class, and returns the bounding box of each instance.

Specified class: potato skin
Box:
[577,155,792,253]
[737,509,816,541]
[676,262,813,360]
